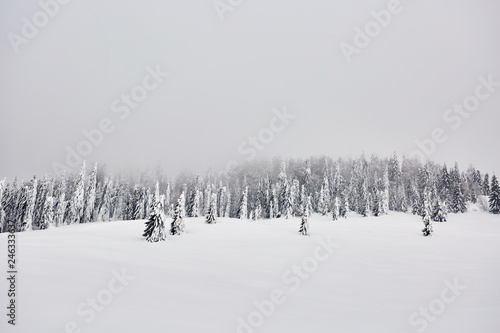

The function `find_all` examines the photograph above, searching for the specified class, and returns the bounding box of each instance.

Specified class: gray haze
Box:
[1,0,499,181]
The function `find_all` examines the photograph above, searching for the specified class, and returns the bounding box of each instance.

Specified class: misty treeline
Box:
[0,153,499,233]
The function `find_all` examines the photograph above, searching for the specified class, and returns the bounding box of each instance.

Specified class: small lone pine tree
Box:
[143,183,166,242]
[170,193,185,235]
[299,196,310,236]
[205,193,217,224]
[489,175,500,214]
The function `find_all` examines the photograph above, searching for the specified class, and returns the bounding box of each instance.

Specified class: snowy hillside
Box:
[1,211,500,333]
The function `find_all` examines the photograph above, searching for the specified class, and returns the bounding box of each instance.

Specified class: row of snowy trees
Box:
[1,154,499,233]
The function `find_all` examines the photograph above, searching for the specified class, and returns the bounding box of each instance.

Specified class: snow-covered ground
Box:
[1,211,500,333]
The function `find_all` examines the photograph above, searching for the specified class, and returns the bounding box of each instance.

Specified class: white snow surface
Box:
[1,211,500,333]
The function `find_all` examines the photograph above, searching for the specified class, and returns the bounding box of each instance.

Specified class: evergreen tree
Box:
[371,188,381,217]
[164,182,171,217]
[381,168,389,215]
[83,163,97,223]
[421,189,433,236]
[225,192,231,218]
[339,191,348,219]
[143,182,166,242]
[290,179,300,216]
[33,177,48,229]
[205,193,217,224]
[359,179,369,217]
[39,196,54,229]
[203,184,211,216]
[132,186,145,220]
[70,162,86,224]
[170,193,185,235]
[483,173,490,196]
[451,184,467,213]
[187,187,200,217]
[431,200,447,222]
[217,186,227,217]
[237,186,248,219]
[298,184,306,216]
[254,197,262,220]
[53,175,66,227]
[489,175,500,214]
[318,183,327,216]
[332,196,340,221]
[18,179,37,232]
[97,179,112,222]
[299,196,310,236]
[281,180,293,218]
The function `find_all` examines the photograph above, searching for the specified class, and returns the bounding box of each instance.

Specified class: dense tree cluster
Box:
[0,153,498,235]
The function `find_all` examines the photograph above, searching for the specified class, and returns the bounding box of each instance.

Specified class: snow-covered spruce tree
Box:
[170,193,185,235]
[132,186,145,220]
[371,188,381,217]
[381,168,389,215]
[203,184,211,216]
[483,173,490,196]
[421,188,433,236]
[97,179,112,222]
[299,196,310,236]
[489,175,500,214]
[187,187,200,218]
[332,196,340,221]
[32,177,48,229]
[53,175,66,227]
[321,174,331,213]
[144,187,152,219]
[206,193,217,224]
[19,178,37,232]
[339,191,348,219]
[225,192,231,217]
[411,184,421,215]
[164,182,171,217]
[290,179,300,217]
[39,196,54,230]
[83,163,97,223]
[237,186,248,219]
[281,180,293,219]
[217,186,226,217]
[318,184,327,216]
[451,183,467,213]
[69,162,86,224]
[143,182,166,242]
[431,200,447,222]
[360,180,369,217]
[394,183,406,213]
[254,197,262,220]
[298,184,306,216]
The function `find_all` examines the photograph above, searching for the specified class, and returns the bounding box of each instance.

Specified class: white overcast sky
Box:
[1,0,499,181]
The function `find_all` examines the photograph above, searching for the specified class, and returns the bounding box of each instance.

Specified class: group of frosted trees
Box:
[1,154,499,236]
